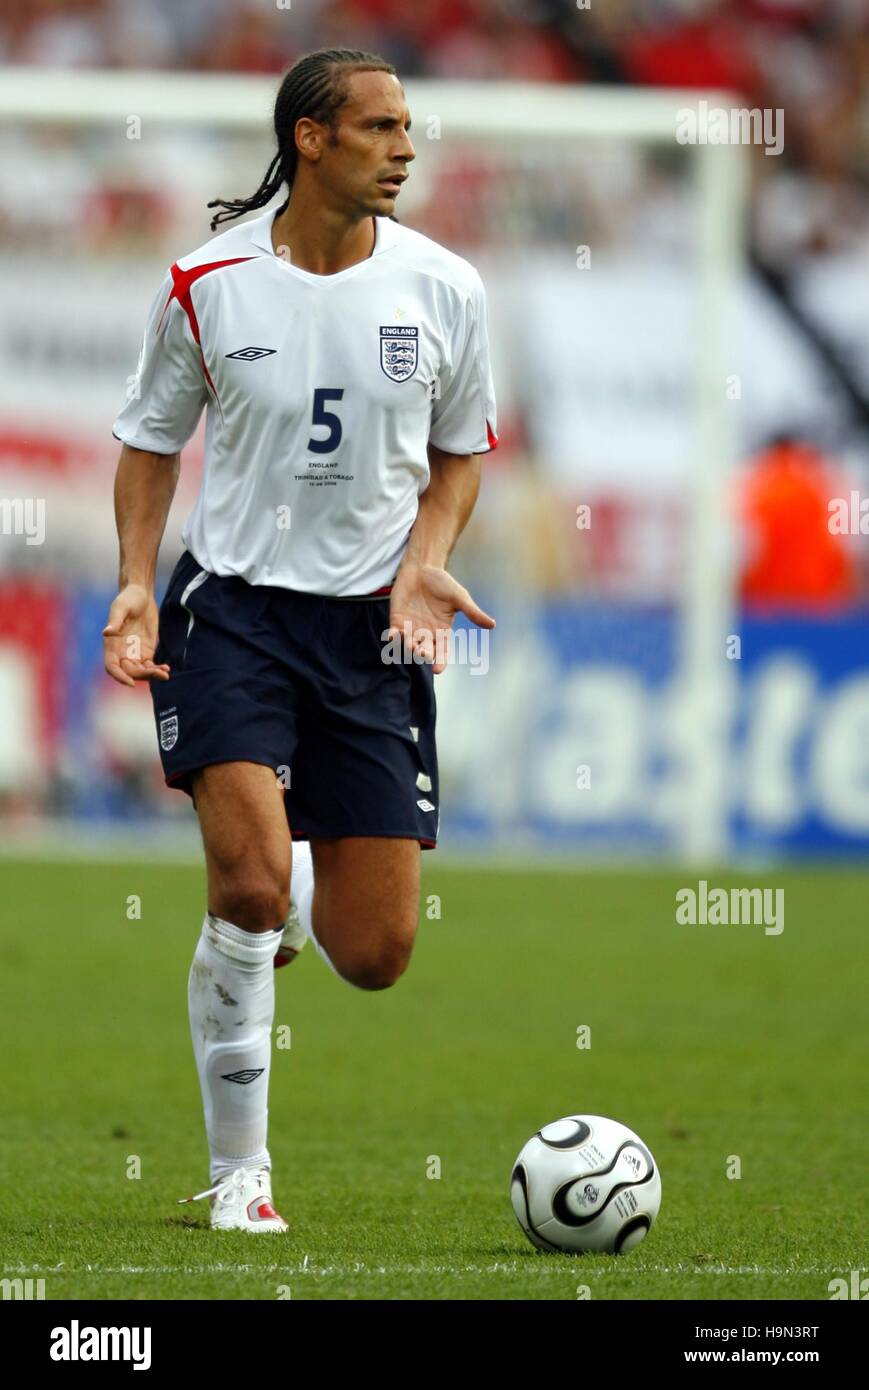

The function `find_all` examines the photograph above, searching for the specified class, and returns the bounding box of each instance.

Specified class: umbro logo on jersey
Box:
[221,1068,264,1085]
[225,346,277,361]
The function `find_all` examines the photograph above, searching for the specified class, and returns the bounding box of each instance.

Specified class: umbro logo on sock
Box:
[221,1068,264,1085]
[225,347,277,361]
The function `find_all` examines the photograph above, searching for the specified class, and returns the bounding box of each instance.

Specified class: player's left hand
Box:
[387,562,495,674]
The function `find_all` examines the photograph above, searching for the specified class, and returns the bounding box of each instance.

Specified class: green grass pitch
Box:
[0,858,865,1301]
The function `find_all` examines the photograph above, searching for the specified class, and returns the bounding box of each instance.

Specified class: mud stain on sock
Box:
[190,959,212,986]
[203,1010,223,1040]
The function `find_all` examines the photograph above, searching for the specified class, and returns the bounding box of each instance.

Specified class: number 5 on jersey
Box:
[308,388,344,453]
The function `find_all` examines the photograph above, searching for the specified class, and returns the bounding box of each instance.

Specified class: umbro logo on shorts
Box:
[221,1068,264,1085]
[225,346,277,361]
[417,799,436,813]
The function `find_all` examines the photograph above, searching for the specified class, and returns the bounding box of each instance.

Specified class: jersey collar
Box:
[248,208,396,276]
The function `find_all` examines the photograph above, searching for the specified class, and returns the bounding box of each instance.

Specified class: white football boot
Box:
[275,840,313,968]
[177,1165,289,1233]
[274,900,307,969]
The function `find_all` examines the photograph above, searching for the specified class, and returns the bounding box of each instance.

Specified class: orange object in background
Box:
[738,439,854,610]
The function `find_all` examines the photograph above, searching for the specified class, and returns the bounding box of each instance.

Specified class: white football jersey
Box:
[112,208,498,595]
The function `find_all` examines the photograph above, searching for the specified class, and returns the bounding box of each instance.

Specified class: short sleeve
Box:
[112,269,208,454]
[429,272,498,455]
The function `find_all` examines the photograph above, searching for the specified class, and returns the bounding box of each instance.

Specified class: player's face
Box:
[321,71,415,217]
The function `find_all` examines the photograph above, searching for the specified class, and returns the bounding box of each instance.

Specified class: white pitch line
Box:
[3,1263,852,1277]
[4,1264,296,1276]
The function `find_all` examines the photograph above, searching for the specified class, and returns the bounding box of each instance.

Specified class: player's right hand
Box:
[102,583,170,687]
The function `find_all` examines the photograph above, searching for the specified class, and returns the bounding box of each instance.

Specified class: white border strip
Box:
[0,68,739,142]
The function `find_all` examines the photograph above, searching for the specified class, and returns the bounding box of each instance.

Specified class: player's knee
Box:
[214,875,289,933]
[346,954,408,991]
[342,933,414,991]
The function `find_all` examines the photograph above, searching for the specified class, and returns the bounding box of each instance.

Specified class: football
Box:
[511,1114,661,1254]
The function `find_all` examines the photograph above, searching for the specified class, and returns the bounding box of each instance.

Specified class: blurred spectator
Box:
[620,1,762,96]
[198,3,295,74]
[738,437,856,610]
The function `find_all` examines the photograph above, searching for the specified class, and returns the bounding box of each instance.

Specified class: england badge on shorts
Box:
[159,711,179,751]
[380,325,418,382]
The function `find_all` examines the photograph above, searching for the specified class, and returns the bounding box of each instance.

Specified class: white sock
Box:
[290,838,342,980]
[188,912,282,1184]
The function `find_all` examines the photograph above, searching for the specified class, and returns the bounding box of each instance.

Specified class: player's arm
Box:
[388,442,495,675]
[103,444,181,686]
[404,442,482,569]
[103,267,208,687]
[388,267,499,671]
[115,443,180,591]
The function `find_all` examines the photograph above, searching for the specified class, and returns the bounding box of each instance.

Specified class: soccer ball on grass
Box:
[511,1113,661,1254]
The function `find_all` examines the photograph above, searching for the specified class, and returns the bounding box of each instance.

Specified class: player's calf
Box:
[307,836,421,989]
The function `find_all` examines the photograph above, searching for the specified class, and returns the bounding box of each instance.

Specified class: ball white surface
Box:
[511,1114,661,1254]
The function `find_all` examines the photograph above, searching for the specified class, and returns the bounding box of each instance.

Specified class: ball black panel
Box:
[536,1119,592,1151]
[550,1141,656,1227]
[511,1162,562,1252]
[614,1215,651,1254]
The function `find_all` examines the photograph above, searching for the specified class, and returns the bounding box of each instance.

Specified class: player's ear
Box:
[294,116,322,164]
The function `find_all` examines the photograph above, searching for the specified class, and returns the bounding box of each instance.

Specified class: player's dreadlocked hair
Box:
[207,48,398,232]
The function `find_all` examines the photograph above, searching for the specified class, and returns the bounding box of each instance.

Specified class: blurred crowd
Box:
[1,1,867,261]
[0,1,865,155]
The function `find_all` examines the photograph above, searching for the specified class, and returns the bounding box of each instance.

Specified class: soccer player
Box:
[103,49,498,1232]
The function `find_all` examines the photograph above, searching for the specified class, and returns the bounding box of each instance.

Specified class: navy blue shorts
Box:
[150,549,439,847]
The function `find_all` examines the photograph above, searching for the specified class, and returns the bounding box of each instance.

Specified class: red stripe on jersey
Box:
[486,418,499,450]
[160,257,255,407]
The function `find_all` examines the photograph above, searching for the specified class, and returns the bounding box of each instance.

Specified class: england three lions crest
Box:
[159,713,179,751]
[380,325,418,382]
